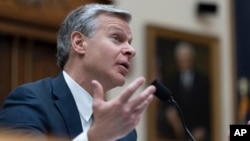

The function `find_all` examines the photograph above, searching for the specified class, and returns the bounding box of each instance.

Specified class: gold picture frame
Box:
[146,25,220,141]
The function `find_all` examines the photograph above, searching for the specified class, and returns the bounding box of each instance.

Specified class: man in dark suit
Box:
[0,3,156,141]
[157,42,210,141]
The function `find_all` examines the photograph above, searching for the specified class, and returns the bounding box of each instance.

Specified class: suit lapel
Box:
[52,73,82,139]
[50,73,137,140]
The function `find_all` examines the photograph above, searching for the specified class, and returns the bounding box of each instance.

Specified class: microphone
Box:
[151,80,174,103]
[151,80,196,141]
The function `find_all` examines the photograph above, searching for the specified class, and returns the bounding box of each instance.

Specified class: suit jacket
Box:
[157,70,210,140]
[167,70,210,131]
[0,73,136,141]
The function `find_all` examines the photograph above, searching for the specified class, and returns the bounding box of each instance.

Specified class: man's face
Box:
[83,13,136,90]
[176,47,193,71]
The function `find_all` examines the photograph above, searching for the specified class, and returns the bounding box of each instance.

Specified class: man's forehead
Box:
[97,14,130,29]
[108,26,132,35]
[96,14,133,39]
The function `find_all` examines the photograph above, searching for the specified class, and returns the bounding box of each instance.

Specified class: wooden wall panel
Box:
[0,0,112,107]
[0,34,60,106]
[0,0,112,28]
[31,40,60,81]
[0,34,12,105]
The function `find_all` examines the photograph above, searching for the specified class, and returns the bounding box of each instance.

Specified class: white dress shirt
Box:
[180,71,194,89]
[63,71,93,141]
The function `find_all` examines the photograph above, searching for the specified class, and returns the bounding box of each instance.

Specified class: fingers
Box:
[118,77,145,103]
[89,78,155,141]
[133,94,154,115]
[92,80,105,104]
[248,120,250,125]
[128,85,155,114]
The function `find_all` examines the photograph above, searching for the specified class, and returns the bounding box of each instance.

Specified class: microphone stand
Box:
[151,80,196,141]
[168,97,196,141]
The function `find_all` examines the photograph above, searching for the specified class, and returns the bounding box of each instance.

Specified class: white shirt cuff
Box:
[72,131,89,141]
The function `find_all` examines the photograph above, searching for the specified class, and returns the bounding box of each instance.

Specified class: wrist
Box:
[88,127,113,141]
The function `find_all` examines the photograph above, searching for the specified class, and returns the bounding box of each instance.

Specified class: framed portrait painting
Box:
[146,25,220,141]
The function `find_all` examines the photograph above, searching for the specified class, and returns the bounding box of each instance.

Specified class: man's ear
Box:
[71,31,87,54]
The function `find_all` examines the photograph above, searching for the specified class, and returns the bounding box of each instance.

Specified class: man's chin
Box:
[108,79,125,90]
[115,75,126,86]
[117,79,126,86]
[109,73,127,88]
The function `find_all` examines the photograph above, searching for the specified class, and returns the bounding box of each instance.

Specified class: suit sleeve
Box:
[0,85,48,137]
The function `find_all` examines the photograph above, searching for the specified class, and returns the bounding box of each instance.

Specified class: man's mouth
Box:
[119,62,130,70]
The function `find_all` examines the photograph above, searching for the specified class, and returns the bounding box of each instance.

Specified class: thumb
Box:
[91,80,105,103]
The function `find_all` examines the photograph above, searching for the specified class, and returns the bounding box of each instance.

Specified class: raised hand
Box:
[88,77,155,141]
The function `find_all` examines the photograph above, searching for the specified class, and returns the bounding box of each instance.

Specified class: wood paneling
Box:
[0,0,112,28]
[0,34,12,104]
[0,33,61,106]
[0,0,113,106]
[31,40,60,81]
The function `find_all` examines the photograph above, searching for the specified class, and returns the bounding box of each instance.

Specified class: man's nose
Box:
[122,44,136,59]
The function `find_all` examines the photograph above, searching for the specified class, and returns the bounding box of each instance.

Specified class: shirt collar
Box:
[63,71,93,122]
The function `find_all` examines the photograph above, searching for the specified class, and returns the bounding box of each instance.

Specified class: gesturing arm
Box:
[87,77,155,141]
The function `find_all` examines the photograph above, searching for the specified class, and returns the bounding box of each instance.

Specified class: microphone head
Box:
[151,80,173,102]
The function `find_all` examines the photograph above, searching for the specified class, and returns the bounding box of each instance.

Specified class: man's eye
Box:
[112,35,120,42]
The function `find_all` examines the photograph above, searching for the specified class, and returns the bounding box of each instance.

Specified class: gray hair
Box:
[57,3,132,69]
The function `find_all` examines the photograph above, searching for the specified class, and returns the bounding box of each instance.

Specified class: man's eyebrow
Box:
[108,26,126,33]
[109,26,131,34]
[108,26,133,43]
